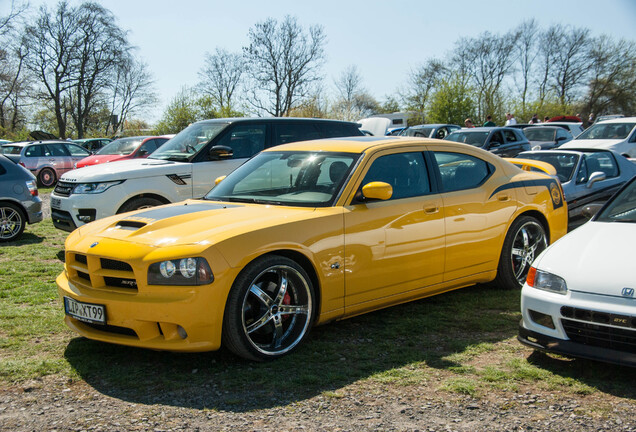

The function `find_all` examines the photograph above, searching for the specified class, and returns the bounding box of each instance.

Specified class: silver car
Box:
[1,141,91,187]
[515,148,636,230]
[0,155,43,242]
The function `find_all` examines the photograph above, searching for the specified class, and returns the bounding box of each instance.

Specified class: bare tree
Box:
[332,65,365,120]
[546,25,591,106]
[454,30,519,120]
[198,48,244,116]
[579,36,636,123]
[107,58,157,134]
[514,19,540,115]
[402,59,447,121]
[0,0,27,37]
[69,2,129,138]
[243,16,325,116]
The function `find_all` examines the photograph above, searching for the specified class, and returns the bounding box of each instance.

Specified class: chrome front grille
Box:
[54,181,75,197]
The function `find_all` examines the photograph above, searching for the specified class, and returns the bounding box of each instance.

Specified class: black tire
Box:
[37,168,57,188]
[493,215,547,289]
[222,255,315,361]
[117,197,164,213]
[0,202,26,242]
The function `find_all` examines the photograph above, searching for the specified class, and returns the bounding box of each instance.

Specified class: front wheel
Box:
[117,197,164,213]
[222,255,315,361]
[493,216,547,289]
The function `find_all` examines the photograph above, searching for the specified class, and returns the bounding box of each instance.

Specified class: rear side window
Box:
[318,122,362,138]
[273,122,321,145]
[433,152,492,192]
[25,145,44,157]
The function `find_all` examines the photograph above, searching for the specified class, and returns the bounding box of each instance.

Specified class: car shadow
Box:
[5,232,45,245]
[63,284,635,411]
[525,351,636,399]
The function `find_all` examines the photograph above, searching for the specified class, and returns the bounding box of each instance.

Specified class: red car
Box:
[74,135,171,168]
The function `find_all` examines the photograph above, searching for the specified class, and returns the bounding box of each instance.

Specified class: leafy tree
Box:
[427,73,475,125]
[403,59,446,120]
[244,16,325,116]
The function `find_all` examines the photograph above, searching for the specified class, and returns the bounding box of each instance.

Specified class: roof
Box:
[195,117,361,126]
[262,136,482,154]
[594,117,636,124]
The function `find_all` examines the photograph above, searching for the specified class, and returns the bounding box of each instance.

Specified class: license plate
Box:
[64,296,106,325]
[50,197,61,209]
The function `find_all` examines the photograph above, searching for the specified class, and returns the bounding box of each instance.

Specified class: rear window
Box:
[1,145,22,155]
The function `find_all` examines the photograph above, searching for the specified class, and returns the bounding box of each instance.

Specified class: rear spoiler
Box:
[504,158,557,176]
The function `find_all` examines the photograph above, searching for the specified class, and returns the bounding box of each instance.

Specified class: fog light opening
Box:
[529,309,555,329]
[177,325,188,339]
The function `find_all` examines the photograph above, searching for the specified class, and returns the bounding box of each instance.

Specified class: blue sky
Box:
[5,0,636,123]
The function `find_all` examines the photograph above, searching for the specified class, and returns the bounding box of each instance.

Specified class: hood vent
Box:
[116,220,147,230]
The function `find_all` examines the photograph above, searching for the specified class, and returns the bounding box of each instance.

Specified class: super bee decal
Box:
[489,179,564,209]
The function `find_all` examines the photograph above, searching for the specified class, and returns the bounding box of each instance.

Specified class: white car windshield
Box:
[150,122,229,161]
[596,179,636,223]
[576,122,636,140]
[205,151,359,207]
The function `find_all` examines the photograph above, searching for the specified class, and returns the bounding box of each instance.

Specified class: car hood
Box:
[71,199,331,249]
[61,158,188,182]
[560,139,623,150]
[534,221,636,296]
[77,154,129,166]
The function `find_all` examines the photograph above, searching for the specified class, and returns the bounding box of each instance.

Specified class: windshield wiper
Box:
[219,197,284,205]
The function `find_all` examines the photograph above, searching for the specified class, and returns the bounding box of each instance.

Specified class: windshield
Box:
[517,152,579,183]
[524,128,554,141]
[402,127,434,138]
[445,131,488,147]
[150,122,229,161]
[205,151,359,207]
[97,137,144,155]
[596,178,636,223]
[576,122,636,140]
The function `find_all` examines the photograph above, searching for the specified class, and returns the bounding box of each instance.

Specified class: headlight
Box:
[72,180,124,194]
[148,257,213,285]
[526,267,567,294]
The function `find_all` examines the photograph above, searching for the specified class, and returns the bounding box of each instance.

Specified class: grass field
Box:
[1,209,635,410]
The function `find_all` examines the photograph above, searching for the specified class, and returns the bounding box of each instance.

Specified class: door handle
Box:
[497,193,511,202]
[424,206,439,214]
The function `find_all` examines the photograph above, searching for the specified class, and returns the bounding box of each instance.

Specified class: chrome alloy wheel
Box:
[0,206,23,241]
[241,265,312,357]
[510,220,547,285]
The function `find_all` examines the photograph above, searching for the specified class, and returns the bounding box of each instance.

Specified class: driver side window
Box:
[361,152,430,200]
[216,124,266,159]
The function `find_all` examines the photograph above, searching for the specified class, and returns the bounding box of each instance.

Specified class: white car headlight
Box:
[72,180,124,194]
[526,267,567,294]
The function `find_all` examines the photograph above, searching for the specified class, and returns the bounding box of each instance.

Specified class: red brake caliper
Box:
[282,292,291,320]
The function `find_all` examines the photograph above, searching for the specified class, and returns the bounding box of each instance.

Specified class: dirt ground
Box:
[1,374,635,432]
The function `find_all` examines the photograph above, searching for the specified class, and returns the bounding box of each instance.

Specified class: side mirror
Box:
[582,203,604,220]
[209,145,233,161]
[361,181,393,201]
[586,171,606,188]
[137,149,148,157]
[489,141,501,148]
[556,136,568,142]
[214,175,226,186]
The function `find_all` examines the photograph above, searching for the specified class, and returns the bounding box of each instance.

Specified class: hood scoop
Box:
[116,220,147,231]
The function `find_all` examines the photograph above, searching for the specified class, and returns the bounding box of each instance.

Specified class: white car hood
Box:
[534,221,636,296]
[60,158,189,182]
[560,138,623,150]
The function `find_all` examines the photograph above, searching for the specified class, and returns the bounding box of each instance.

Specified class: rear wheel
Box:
[222,255,315,361]
[37,168,56,188]
[493,216,547,289]
[117,197,164,213]
[0,202,26,242]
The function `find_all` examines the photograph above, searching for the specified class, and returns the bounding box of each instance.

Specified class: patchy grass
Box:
[1,215,635,410]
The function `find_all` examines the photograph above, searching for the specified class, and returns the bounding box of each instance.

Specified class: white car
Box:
[50,118,364,231]
[560,117,636,157]
[518,176,636,367]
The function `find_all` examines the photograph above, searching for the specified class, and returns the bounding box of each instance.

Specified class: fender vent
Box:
[116,220,146,230]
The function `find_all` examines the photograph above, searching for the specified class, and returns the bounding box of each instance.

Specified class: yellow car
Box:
[57,137,568,361]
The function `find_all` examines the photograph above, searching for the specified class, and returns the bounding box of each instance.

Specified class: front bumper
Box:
[518,323,636,367]
[50,189,122,232]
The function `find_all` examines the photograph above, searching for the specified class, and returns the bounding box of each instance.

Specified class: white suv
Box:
[51,118,363,231]
[560,117,636,157]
